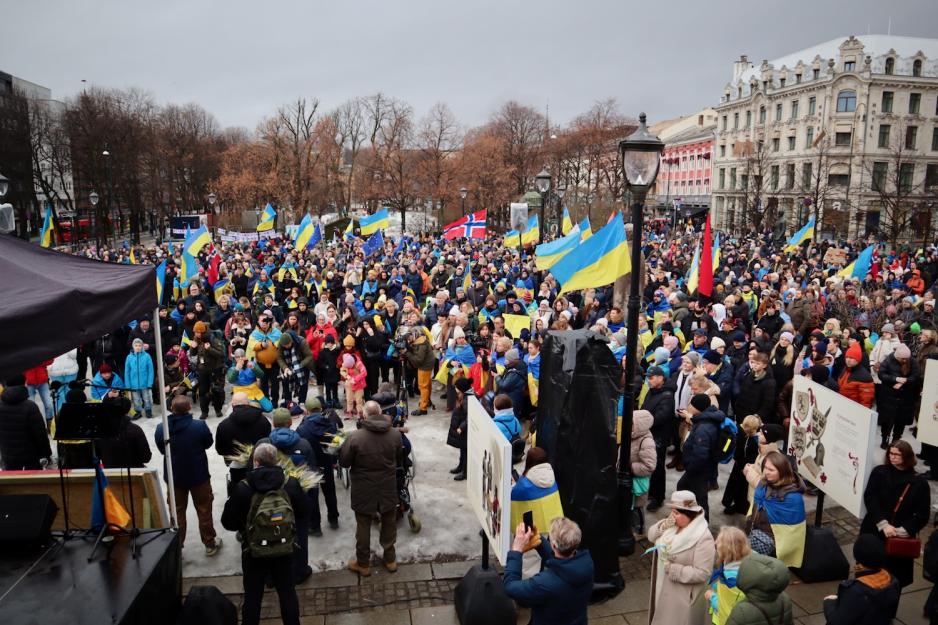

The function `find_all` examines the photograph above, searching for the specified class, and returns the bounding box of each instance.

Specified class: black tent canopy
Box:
[0,235,156,381]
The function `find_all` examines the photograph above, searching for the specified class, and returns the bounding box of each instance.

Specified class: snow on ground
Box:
[133,387,480,578]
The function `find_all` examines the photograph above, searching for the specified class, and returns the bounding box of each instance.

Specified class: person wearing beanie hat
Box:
[642,356,676,511]
[447,377,475,480]
[190,315,226,419]
[277,331,315,406]
[248,311,283,406]
[495,347,529,422]
[296,395,342,534]
[875,343,920,448]
[710,336,726,352]
[652,346,671,371]
[90,362,125,401]
[340,352,368,418]
[703,349,723,365]
[674,392,726,520]
[822,533,900,624]
[0,375,53,469]
[732,351,776,424]
[125,334,155,419]
[837,338,876,412]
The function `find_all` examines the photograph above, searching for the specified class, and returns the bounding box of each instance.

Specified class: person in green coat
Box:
[725,553,793,625]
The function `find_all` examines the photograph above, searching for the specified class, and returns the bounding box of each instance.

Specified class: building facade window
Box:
[806,127,815,147]
[878,124,891,148]
[733,112,739,130]
[746,110,752,128]
[835,132,852,147]
[775,103,783,121]
[882,91,893,113]
[926,164,938,188]
[795,73,802,83]
[719,168,726,189]
[813,68,820,79]
[932,128,938,151]
[791,100,799,119]
[772,137,780,152]
[788,136,796,151]
[722,115,727,131]
[829,173,850,187]
[771,165,780,190]
[909,93,921,114]
[844,60,855,72]
[808,96,816,116]
[872,162,888,191]
[720,144,726,157]
[899,163,914,192]
[913,59,923,77]
[905,126,918,150]
[802,162,813,188]
[836,90,857,112]
[730,168,737,189]
[786,164,795,189]
[885,57,895,75]
[759,106,766,123]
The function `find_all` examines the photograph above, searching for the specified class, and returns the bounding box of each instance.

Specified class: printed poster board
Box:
[509,203,529,233]
[822,247,847,266]
[917,360,938,446]
[788,375,878,518]
[466,395,512,565]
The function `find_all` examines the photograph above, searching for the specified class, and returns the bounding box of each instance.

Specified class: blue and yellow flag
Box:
[179,249,199,286]
[181,330,194,348]
[535,225,580,271]
[561,207,574,235]
[462,265,473,292]
[359,208,389,236]
[129,248,137,264]
[712,232,721,273]
[578,217,592,241]
[685,241,701,294]
[91,460,131,530]
[837,244,875,280]
[344,219,355,240]
[256,203,276,232]
[185,224,212,256]
[155,260,167,305]
[784,218,815,252]
[752,485,806,567]
[552,212,631,295]
[510,475,564,537]
[213,278,232,301]
[39,209,54,248]
[521,215,539,246]
[294,213,321,250]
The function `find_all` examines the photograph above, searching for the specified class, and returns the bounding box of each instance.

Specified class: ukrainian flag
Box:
[535,225,580,271]
[504,229,521,247]
[39,209,54,248]
[155,260,167,305]
[784,218,815,252]
[129,248,137,265]
[561,207,574,235]
[579,217,592,241]
[752,484,806,567]
[685,241,701,294]
[185,224,212,256]
[712,232,721,272]
[510,474,564,536]
[551,212,631,295]
[180,250,199,286]
[837,244,875,280]
[181,330,194,348]
[344,219,355,240]
[277,264,298,282]
[359,208,389,236]
[90,460,131,531]
[256,203,277,232]
[294,213,318,250]
[213,278,232,301]
[462,266,473,292]
[521,215,539,246]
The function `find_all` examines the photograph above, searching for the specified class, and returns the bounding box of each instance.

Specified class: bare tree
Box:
[736,139,771,233]
[491,101,545,194]
[27,99,74,218]
[332,97,367,213]
[416,102,462,224]
[797,133,836,238]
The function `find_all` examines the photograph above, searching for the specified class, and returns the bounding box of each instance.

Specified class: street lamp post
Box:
[556,181,567,234]
[459,187,468,216]
[616,113,663,555]
[535,168,551,243]
[89,190,100,248]
[102,147,114,246]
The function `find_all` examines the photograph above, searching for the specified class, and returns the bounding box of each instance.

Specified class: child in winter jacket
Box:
[707,527,751,625]
[124,339,154,418]
[722,415,761,515]
[317,336,340,408]
[340,354,367,417]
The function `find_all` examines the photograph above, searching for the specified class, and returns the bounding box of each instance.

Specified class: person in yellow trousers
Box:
[404,327,435,415]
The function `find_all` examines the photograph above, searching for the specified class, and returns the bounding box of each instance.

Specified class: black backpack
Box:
[711,416,738,464]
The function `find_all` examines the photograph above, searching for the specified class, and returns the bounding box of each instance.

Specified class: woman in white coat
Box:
[647,490,716,625]
[47,349,79,408]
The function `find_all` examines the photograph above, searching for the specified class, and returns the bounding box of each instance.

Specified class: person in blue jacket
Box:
[492,394,522,442]
[495,348,528,421]
[91,363,124,401]
[503,516,593,625]
[124,338,154,419]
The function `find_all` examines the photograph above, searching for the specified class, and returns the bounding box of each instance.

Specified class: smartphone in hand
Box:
[523,511,534,533]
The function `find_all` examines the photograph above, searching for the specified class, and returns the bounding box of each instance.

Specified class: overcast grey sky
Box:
[2,0,937,131]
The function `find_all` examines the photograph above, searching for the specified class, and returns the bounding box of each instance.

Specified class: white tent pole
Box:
[152,307,178,528]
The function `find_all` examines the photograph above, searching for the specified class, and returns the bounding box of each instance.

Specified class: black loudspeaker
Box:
[454,565,517,625]
[0,494,58,551]
[791,525,850,583]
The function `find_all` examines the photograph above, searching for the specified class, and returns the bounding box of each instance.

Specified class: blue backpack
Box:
[712,416,739,464]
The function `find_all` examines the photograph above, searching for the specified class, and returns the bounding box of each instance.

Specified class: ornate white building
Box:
[711,35,938,241]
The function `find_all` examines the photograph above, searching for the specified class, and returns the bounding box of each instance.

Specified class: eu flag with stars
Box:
[362,230,384,258]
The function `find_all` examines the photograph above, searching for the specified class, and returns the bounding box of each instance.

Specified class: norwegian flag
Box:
[443,210,487,240]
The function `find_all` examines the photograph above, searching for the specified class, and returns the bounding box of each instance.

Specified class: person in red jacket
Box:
[838,342,875,408]
[24,359,55,421]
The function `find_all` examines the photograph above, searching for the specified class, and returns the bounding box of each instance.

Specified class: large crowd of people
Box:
[1,219,938,625]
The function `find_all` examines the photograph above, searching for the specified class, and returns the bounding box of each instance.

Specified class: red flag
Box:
[442,210,487,240]
[698,213,713,299]
[207,252,221,286]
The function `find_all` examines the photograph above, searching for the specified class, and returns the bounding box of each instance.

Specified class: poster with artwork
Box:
[917,360,938,446]
[788,375,878,518]
[466,395,512,565]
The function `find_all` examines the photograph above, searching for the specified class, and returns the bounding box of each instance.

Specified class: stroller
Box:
[371,388,422,533]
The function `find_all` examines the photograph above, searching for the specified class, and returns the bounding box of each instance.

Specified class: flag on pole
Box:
[462,265,473,292]
[213,278,233,301]
[521,215,539,246]
[699,213,714,299]
[185,224,212,256]
[39,209,54,248]
[685,241,701,293]
[256,203,276,232]
[535,225,581,270]
[362,230,385,258]
[359,208,389,236]
[712,232,722,272]
[90,460,131,531]
[344,219,355,240]
[155,260,167,305]
[784,218,815,252]
[561,207,574,235]
[294,213,321,250]
[128,248,137,264]
[579,217,592,241]
[837,244,876,280]
[443,210,487,240]
[551,212,631,295]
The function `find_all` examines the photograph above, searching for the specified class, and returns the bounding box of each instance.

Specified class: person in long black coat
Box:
[860,440,931,587]
[731,352,777,424]
[721,414,761,515]
[446,378,473,481]
[876,346,921,444]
